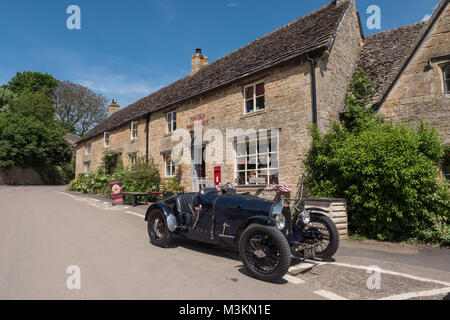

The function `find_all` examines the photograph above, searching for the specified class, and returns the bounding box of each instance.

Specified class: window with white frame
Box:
[443,64,450,94]
[244,82,265,114]
[129,153,138,166]
[131,122,138,140]
[235,132,279,186]
[104,132,110,148]
[84,161,91,173]
[85,142,91,155]
[164,154,176,177]
[166,111,177,133]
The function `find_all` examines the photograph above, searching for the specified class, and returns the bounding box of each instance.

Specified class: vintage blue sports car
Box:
[145,183,339,282]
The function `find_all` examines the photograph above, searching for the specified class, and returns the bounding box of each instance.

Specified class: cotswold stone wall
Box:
[75,118,148,175]
[379,2,450,145]
[0,167,44,185]
[316,1,363,132]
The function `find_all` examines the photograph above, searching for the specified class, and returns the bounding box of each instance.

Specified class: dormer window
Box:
[443,64,450,94]
[131,122,138,140]
[244,82,265,114]
[104,132,110,148]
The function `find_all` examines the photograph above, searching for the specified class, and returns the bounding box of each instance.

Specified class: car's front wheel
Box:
[147,209,172,247]
[239,224,291,282]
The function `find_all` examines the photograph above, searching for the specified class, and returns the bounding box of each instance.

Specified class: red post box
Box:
[214,167,222,186]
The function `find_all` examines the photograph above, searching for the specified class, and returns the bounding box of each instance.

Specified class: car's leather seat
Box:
[176,193,197,215]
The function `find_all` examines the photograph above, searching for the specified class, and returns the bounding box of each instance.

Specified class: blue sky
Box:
[0,0,441,108]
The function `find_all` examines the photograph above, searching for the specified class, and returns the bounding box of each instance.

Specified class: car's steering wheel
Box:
[222,182,236,195]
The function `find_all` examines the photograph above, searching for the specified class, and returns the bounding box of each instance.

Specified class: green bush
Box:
[73,157,161,202]
[304,69,450,245]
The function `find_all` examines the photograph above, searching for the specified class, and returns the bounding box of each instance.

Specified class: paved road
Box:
[0,186,449,300]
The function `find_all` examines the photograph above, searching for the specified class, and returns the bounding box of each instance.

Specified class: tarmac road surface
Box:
[0,186,449,300]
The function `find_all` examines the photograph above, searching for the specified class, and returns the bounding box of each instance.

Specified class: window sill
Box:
[241,109,266,119]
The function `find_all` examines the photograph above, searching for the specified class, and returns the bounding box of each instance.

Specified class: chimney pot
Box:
[191,49,209,75]
[108,99,120,117]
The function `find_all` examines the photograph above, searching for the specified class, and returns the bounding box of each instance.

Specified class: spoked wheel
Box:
[239,224,291,282]
[307,213,340,260]
[147,209,172,247]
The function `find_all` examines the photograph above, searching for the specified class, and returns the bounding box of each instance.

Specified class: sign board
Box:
[109,182,124,206]
[249,177,266,185]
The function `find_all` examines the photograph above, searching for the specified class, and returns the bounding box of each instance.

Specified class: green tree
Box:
[304,69,450,243]
[0,88,15,113]
[0,113,71,169]
[2,71,58,98]
[9,90,56,126]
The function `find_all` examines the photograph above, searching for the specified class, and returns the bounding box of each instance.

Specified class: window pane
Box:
[173,121,177,131]
[269,153,278,169]
[167,113,172,122]
[256,96,265,110]
[173,112,177,121]
[445,79,450,93]
[255,83,265,96]
[237,171,246,185]
[245,86,254,100]
[246,99,254,113]
[248,156,257,168]
[258,155,268,168]
[268,169,279,184]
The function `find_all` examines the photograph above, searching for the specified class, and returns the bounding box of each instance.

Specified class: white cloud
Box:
[226,3,239,7]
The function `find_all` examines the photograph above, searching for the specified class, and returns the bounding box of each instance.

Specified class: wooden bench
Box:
[122,192,151,207]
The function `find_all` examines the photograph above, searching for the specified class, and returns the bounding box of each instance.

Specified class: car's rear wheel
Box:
[147,209,172,247]
[239,224,291,282]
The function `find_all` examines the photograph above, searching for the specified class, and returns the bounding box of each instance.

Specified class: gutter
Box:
[145,114,150,164]
[306,54,318,125]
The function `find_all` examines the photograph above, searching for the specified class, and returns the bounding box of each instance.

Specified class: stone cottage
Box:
[75,0,450,192]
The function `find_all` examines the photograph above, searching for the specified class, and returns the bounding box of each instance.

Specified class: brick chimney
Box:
[191,48,209,75]
[108,99,120,117]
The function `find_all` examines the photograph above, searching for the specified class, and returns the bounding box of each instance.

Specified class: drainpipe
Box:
[145,114,150,164]
[306,54,318,125]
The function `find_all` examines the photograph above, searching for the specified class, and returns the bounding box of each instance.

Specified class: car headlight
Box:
[300,210,311,225]
[271,203,285,230]
[275,213,286,230]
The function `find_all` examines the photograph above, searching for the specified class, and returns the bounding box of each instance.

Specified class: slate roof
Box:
[63,133,81,147]
[358,22,427,103]
[78,1,350,144]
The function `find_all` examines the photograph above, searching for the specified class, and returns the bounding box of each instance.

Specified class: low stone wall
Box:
[304,198,348,240]
[0,166,44,185]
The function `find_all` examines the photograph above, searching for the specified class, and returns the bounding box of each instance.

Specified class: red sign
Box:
[214,167,222,186]
[109,182,124,206]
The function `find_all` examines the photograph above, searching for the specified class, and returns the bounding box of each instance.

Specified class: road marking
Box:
[312,261,450,287]
[283,274,305,284]
[378,287,450,300]
[57,192,77,198]
[289,263,316,272]
[126,211,145,219]
[314,290,349,300]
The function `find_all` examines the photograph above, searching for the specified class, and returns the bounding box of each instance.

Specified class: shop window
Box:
[235,132,279,186]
